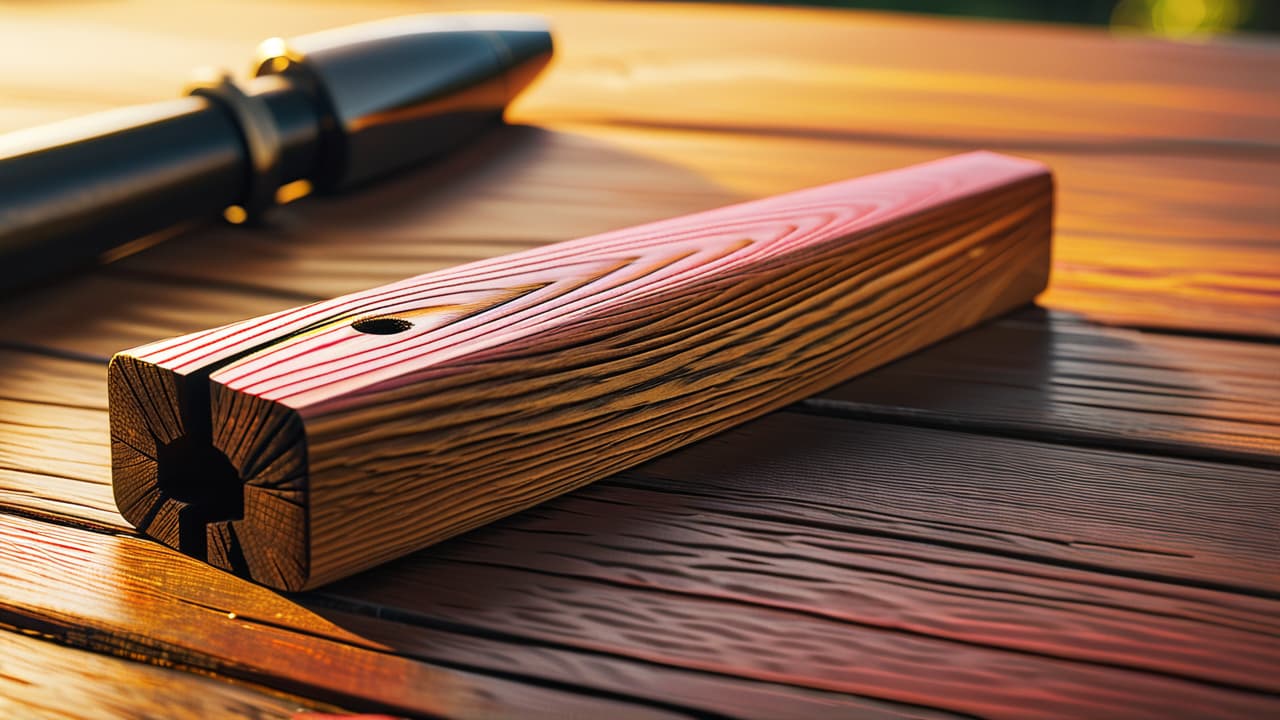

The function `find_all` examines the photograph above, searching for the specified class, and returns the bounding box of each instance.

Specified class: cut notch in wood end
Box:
[108,353,310,590]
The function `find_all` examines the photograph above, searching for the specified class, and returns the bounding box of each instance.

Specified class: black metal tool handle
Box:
[0,14,553,294]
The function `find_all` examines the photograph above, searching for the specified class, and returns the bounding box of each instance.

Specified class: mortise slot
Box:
[155,434,243,519]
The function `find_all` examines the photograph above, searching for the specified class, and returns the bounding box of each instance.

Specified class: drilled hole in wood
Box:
[353,316,413,334]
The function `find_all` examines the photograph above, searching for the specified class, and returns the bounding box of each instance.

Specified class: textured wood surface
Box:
[0,0,1277,717]
[809,306,1280,465]
[2,417,1278,718]
[109,151,1052,590]
[0,512,685,720]
[1,0,1277,337]
[0,629,338,720]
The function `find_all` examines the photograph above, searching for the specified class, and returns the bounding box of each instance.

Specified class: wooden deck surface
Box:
[1,1,1277,718]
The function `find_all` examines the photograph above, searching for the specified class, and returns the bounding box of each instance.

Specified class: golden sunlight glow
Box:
[256,36,300,74]
[222,205,248,224]
[258,36,288,60]
[275,179,313,205]
[1112,0,1250,37]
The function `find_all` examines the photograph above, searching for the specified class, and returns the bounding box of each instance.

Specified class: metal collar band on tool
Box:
[0,14,553,294]
[187,70,283,220]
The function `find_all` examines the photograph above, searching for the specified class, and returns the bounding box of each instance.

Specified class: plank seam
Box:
[606,474,1280,600]
[792,398,1280,470]
[535,117,1280,162]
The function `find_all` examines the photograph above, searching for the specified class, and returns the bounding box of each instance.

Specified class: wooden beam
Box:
[108,151,1052,589]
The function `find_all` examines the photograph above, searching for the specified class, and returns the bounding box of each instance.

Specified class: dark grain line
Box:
[1118,324,1280,346]
[794,397,1280,471]
[0,342,107,365]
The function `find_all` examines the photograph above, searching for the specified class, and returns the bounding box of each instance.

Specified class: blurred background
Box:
[714,0,1279,36]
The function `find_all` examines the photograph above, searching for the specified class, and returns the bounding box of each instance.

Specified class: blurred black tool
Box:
[0,14,553,294]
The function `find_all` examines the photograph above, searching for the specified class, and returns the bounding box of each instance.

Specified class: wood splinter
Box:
[108,151,1054,591]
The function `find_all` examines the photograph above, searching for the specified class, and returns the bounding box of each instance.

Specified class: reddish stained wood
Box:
[325,562,1280,720]
[126,151,1049,392]
[108,151,1052,589]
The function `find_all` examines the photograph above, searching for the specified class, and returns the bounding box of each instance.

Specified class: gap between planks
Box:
[0,624,342,720]
[533,116,1280,162]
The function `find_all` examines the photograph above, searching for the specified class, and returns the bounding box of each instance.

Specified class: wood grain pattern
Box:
[108,151,1052,589]
[3,0,1276,147]
[626,413,1280,596]
[3,419,1279,719]
[8,371,1280,591]
[0,0,1277,715]
[1,3,1277,337]
[0,629,338,719]
[0,512,684,720]
[809,306,1280,465]
[107,124,1280,338]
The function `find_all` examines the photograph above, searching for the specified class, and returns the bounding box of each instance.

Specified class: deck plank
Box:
[0,512,687,720]
[0,629,339,719]
[3,273,1275,477]
[808,307,1280,465]
[1,0,1276,147]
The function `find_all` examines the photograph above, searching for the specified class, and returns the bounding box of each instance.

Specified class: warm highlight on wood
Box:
[108,151,1052,589]
[4,3,1278,714]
